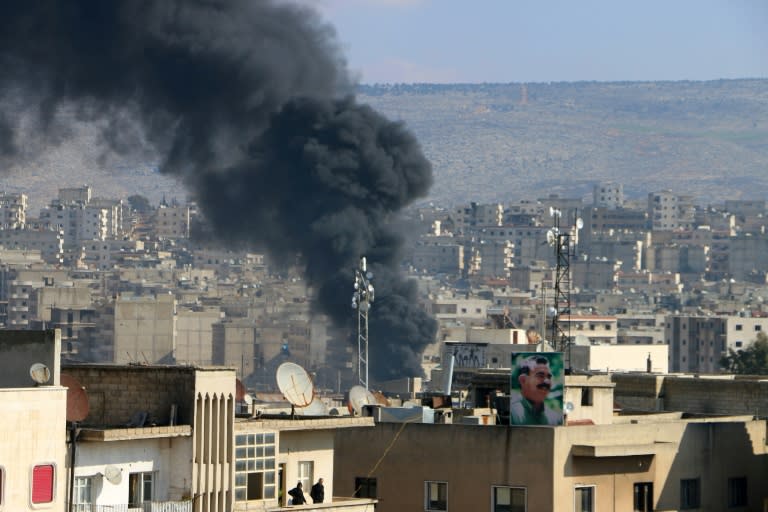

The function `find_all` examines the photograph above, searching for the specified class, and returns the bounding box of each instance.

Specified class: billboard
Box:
[509,352,564,426]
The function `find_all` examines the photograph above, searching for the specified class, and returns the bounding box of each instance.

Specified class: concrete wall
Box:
[63,365,196,427]
[0,387,67,511]
[554,419,768,512]
[613,373,768,416]
[280,430,335,506]
[570,344,669,373]
[334,423,556,512]
[75,436,193,505]
[0,329,60,387]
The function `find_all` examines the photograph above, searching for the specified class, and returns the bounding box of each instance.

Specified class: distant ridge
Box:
[358,79,768,206]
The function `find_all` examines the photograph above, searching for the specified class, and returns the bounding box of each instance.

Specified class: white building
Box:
[0,191,27,228]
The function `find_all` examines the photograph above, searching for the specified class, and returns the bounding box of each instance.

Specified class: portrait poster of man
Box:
[509,352,564,426]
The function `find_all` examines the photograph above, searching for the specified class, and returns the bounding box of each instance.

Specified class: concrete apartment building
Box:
[334,372,768,512]
[0,190,27,228]
[155,204,191,239]
[411,235,464,276]
[666,313,768,373]
[114,293,177,364]
[0,223,64,264]
[0,330,67,512]
[2,328,376,512]
[592,182,624,209]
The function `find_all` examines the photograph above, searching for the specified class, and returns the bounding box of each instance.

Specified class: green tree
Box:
[127,194,151,212]
[720,332,768,374]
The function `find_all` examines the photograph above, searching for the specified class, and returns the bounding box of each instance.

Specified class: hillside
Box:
[359,79,768,206]
[3,79,767,210]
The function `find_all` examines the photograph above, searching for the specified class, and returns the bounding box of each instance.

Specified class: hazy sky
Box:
[311,0,768,83]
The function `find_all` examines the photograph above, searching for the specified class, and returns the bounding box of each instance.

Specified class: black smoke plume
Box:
[0,0,437,380]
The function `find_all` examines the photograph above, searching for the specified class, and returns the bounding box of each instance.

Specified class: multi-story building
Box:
[113,294,177,364]
[0,223,64,264]
[0,191,27,228]
[648,190,687,231]
[154,204,191,239]
[592,182,624,209]
[175,305,224,365]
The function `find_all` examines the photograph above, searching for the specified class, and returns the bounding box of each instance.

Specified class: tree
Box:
[127,194,151,212]
[720,332,768,375]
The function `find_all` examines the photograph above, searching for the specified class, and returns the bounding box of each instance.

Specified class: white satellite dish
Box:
[104,465,122,485]
[275,362,314,408]
[574,335,590,347]
[348,385,376,415]
[546,230,556,246]
[29,363,51,384]
[576,217,584,230]
[564,402,575,413]
[296,397,329,417]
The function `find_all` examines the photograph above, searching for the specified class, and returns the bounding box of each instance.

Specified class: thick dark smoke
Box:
[0,0,436,380]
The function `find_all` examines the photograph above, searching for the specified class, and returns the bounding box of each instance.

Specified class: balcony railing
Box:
[70,502,192,512]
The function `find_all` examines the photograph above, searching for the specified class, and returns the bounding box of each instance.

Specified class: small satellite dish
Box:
[574,335,590,347]
[61,374,89,422]
[576,218,584,230]
[549,206,555,217]
[104,465,122,485]
[565,402,575,413]
[29,363,51,385]
[348,385,376,415]
[275,362,314,408]
[546,230,556,246]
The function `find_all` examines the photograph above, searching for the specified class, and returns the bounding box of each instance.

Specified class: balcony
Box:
[71,503,191,512]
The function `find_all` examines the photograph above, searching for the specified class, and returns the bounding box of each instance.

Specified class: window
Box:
[129,472,154,507]
[32,464,55,504]
[634,482,653,512]
[235,432,276,501]
[755,325,762,332]
[575,486,594,512]
[728,477,747,508]
[298,461,314,491]
[735,324,743,331]
[425,481,447,511]
[354,477,377,499]
[680,478,700,509]
[74,476,93,507]
[580,388,593,406]
[493,486,526,512]
[735,341,743,348]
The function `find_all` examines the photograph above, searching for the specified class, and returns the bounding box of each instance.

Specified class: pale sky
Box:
[310,0,768,83]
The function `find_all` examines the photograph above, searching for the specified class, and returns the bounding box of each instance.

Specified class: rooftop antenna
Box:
[352,256,375,390]
[548,207,573,370]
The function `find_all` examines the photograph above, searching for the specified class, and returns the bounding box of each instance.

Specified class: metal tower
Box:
[351,256,374,390]
[547,209,573,366]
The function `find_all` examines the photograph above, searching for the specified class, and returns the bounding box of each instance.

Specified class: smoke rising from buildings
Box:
[0,0,436,380]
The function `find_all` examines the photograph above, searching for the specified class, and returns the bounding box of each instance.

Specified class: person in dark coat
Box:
[288,482,306,505]
[310,478,325,503]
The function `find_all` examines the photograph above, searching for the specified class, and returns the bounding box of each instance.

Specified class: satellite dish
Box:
[546,230,556,246]
[574,335,590,347]
[61,374,89,422]
[348,385,376,415]
[104,465,122,485]
[235,378,246,401]
[296,397,328,416]
[275,362,314,408]
[29,363,51,385]
[565,402,575,413]
[576,218,584,230]
[372,390,391,406]
[549,206,555,217]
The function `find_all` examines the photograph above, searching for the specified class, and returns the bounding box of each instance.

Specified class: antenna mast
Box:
[548,208,572,368]
[351,256,374,390]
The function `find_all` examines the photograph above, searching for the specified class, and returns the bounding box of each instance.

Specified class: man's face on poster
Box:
[519,360,552,405]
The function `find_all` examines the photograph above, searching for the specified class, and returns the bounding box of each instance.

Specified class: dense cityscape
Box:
[1,1,766,511]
